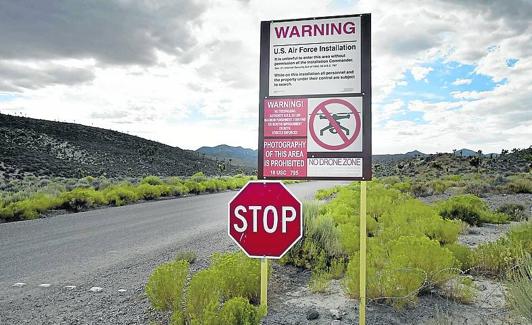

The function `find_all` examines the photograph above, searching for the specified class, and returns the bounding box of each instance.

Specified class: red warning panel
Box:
[264,98,307,137]
[263,139,307,178]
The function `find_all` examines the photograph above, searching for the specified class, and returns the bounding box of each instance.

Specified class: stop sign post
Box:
[228,181,302,307]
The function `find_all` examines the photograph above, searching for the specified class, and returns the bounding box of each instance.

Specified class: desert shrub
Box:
[190,172,207,182]
[411,182,433,197]
[392,181,411,193]
[135,184,163,200]
[219,297,265,325]
[0,205,14,220]
[345,236,459,309]
[309,271,331,293]
[186,269,221,323]
[184,252,263,324]
[445,243,473,271]
[146,260,189,311]
[175,251,197,264]
[436,195,508,226]
[104,185,139,206]
[497,203,527,222]
[472,222,531,276]
[379,199,461,244]
[505,258,532,322]
[440,276,476,304]
[59,188,107,212]
[281,201,341,270]
[6,194,62,220]
[431,180,450,194]
[210,252,261,302]
[315,186,342,200]
[166,176,183,186]
[142,175,164,186]
[505,174,532,193]
[329,258,346,279]
[463,180,493,197]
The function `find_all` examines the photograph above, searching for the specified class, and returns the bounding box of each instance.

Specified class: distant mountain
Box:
[196,145,257,168]
[454,148,499,158]
[0,114,252,181]
[373,150,427,163]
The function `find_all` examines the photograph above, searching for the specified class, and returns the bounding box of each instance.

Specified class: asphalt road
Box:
[0,181,343,324]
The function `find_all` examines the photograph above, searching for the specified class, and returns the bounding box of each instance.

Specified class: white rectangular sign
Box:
[269,16,361,96]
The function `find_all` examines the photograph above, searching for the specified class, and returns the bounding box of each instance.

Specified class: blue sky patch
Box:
[380,59,504,123]
[506,58,518,67]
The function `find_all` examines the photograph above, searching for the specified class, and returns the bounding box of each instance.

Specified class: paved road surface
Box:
[0,181,343,324]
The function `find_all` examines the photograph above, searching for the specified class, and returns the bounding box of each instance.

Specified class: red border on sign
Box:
[309,98,361,150]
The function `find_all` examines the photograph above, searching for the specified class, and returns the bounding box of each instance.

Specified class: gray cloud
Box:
[0,61,95,91]
[0,0,206,65]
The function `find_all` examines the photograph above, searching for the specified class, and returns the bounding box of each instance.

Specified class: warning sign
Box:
[307,97,362,152]
[258,14,371,180]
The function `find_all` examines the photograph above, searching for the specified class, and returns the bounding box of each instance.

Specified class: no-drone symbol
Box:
[308,98,362,151]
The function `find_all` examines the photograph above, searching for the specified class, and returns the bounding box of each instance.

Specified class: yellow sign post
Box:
[261,258,268,308]
[359,181,367,325]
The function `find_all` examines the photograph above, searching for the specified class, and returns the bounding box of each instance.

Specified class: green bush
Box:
[104,185,139,206]
[135,184,163,200]
[506,258,532,322]
[146,260,189,311]
[445,243,473,271]
[219,297,265,325]
[210,252,261,302]
[505,174,532,193]
[186,269,222,323]
[59,188,107,212]
[7,194,62,220]
[309,271,331,293]
[436,195,508,226]
[472,222,531,276]
[497,203,527,222]
[175,251,197,264]
[142,175,164,186]
[345,236,459,309]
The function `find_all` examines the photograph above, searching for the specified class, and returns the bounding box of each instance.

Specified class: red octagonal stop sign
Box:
[228,181,303,259]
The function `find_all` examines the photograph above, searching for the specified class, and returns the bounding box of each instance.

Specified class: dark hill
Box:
[196,145,257,168]
[0,113,251,180]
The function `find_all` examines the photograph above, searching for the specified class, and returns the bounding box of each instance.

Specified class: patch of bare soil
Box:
[262,193,531,325]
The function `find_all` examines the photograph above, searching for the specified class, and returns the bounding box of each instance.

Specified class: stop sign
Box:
[228,181,302,259]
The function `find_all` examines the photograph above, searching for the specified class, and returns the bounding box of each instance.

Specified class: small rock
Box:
[12,282,26,287]
[89,286,103,293]
[468,229,480,235]
[118,289,127,293]
[306,308,319,320]
[477,284,487,291]
[39,284,51,288]
[330,309,342,320]
[332,321,341,325]
[64,285,77,289]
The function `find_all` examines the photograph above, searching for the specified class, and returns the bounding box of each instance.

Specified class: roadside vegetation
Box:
[280,179,531,310]
[380,172,532,198]
[0,173,254,222]
[146,252,266,325]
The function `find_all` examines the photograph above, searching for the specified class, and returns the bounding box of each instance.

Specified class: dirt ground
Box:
[262,193,531,325]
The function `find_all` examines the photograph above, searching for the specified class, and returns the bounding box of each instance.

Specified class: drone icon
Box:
[318,112,354,136]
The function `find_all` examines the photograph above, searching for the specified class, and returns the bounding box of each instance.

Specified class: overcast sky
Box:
[0,0,530,154]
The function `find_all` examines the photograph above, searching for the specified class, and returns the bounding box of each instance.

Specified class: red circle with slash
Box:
[309,98,361,150]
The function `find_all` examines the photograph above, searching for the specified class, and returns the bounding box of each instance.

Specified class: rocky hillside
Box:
[196,144,257,168]
[375,147,532,178]
[0,114,251,181]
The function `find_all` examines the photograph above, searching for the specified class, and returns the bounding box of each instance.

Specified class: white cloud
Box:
[410,66,434,81]
[452,78,472,85]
